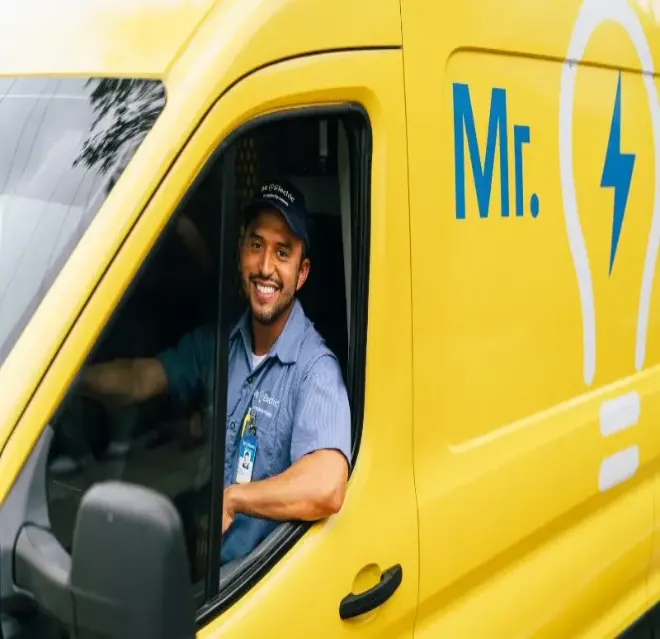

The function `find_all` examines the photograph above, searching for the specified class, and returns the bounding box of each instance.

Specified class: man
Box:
[78,179,352,565]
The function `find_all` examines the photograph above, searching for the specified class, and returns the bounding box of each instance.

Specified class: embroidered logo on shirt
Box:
[250,390,280,419]
[253,390,280,409]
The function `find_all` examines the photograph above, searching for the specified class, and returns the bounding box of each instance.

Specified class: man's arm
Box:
[223,353,352,533]
[79,358,168,407]
[222,449,348,533]
[78,323,214,408]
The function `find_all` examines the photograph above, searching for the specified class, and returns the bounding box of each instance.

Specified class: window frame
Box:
[177,103,373,622]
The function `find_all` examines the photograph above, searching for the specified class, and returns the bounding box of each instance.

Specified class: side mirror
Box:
[14,481,196,639]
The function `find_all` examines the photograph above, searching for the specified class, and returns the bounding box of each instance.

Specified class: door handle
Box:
[339,564,403,620]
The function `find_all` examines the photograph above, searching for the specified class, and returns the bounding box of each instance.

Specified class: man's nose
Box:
[258,247,275,276]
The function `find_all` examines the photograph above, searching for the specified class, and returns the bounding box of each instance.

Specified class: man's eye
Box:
[250,240,261,249]
[277,249,289,259]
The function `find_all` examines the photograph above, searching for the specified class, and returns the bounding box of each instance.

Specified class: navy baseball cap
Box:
[243,179,311,252]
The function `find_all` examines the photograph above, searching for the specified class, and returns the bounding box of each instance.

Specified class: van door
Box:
[402,0,655,637]
[195,48,417,639]
[0,50,418,638]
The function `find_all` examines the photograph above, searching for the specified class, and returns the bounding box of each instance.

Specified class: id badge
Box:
[236,433,257,484]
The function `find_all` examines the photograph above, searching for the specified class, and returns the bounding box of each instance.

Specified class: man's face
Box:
[239,208,310,325]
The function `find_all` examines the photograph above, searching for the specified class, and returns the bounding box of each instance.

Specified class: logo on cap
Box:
[260,183,297,209]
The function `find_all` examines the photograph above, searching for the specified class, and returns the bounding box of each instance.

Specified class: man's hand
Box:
[222,486,237,534]
[79,358,168,406]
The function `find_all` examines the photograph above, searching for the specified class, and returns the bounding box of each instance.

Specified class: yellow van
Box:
[2,0,660,636]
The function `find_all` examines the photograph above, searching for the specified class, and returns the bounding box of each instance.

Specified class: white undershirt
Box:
[252,352,267,370]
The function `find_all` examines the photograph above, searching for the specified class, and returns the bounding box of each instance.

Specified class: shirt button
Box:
[247,376,253,384]
[230,421,236,431]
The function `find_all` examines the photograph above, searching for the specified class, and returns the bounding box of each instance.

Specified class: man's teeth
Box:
[256,283,277,294]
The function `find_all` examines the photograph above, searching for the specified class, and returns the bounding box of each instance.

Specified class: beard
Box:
[242,272,297,325]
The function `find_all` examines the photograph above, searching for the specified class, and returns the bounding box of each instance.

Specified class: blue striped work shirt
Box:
[158,298,352,565]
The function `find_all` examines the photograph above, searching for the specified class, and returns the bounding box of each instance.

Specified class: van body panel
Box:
[402,0,660,636]
[400,0,660,73]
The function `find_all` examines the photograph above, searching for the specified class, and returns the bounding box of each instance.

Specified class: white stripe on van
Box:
[598,446,639,492]
[599,391,640,437]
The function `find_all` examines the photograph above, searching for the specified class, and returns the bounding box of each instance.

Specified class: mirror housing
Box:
[14,481,196,639]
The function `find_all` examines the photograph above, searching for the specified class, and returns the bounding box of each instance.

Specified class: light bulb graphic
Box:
[559,0,660,491]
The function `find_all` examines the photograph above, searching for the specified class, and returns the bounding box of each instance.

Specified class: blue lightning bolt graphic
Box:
[601,71,636,276]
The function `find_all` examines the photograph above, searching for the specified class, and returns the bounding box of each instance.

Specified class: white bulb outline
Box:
[559,0,660,386]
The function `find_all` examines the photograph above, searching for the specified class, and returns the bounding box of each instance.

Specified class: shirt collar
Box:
[230,298,306,365]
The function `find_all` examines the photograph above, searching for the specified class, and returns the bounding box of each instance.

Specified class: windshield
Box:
[0,77,165,367]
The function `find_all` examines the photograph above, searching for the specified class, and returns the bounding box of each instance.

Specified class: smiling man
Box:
[77,179,352,565]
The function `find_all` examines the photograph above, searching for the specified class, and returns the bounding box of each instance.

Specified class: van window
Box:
[200,113,371,607]
[37,109,369,635]
[0,77,166,367]
[47,177,221,599]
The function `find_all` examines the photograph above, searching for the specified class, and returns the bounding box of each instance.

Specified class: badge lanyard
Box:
[235,398,258,484]
[235,354,270,484]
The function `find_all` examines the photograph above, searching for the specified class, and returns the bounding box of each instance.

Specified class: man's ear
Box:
[296,257,311,291]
